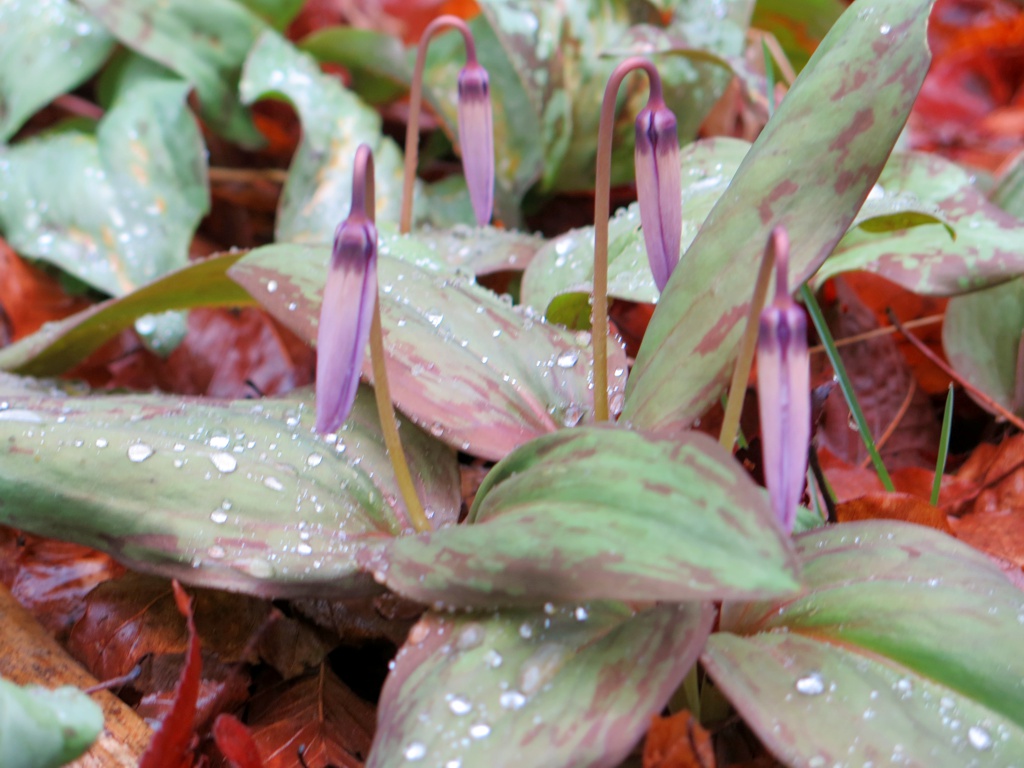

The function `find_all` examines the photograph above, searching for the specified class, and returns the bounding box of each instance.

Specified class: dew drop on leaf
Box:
[127,443,154,463]
[556,350,579,368]
[210,452,238,473]
[483,649,503,668]
[795,672,825,696]
[264,476,284,491]
[447,695,472,715]
[306,452,324,467]
[210,510,228,524]
[95,438,108,448]
[469,723,491,739]
[968,725,992,751]
[404,742,427,761]
[499,690,526,710]
[456,624,485,650]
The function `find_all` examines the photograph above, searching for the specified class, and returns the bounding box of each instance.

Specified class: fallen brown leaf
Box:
[644,711,715,768]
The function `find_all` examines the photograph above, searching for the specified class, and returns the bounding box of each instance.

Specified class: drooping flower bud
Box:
[756,226,810,533]
[457,61,494,227]
[635,99,682,292]
[315,147,378,434]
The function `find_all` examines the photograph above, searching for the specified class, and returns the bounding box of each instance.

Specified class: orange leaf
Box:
[836,493,952,533]
[644,711,715,768]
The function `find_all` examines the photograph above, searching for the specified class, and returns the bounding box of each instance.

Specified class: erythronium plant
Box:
[400,14,494,233]
[2,0,1024,766]
[592,56,682,422]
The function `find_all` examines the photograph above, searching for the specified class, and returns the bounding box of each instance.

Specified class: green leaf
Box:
[0,56,209,296]
[0,379,459,598]
[0,678,103,768]
[623,0,935,433]
[365,426,800,607]
[235,0,304,30]
[368,601,714,768]
[299,26,411,105]
[704,521,1024,766]
[0,254,254,377]
[815,152,1024,295]
[229,242,629,461]
[751,0,846,72]
[943,277,1024,417]
[386,224,544,276]
[0,0,114,142]
[520,138,750,315]
[992,151,1024,219]
[77,0,266,146]
[239,31,409,243]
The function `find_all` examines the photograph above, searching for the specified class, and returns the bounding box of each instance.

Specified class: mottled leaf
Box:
[389,225,544,276]
[239,31,409,243]
[943,277,1024,417]
[77,0,266,146]
[229,242,628,461]
[0,56,209,296]
[0,678,103,768]
[0,254,253,377]
[0,0,114,142]
[623,0,934,432]
[704,521,1024,766]
[366,426,800,607]
[300,25,411,105]
[815,152,1024,295]
[0,380,459,598]
[368,601,714,768]
[992,151,1024,218]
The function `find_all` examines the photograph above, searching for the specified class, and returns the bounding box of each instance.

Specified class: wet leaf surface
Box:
[369,426,800,607]
[705,521,1024,767]
[0,677,104,767]
[230,242,629,461]
[624,0,935,433]
[0,0,114,142]
[0,379,459,598]
[368,601,714,768]
[0,56,209,297]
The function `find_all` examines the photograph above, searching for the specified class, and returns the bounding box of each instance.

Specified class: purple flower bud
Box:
[457,62,494,227]
[315,214,378,434]
[635,100,682,292]
[756,227,810,533]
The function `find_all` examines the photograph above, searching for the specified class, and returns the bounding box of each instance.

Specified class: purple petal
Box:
[457,62,494,227]
[315,217,379,434]
[635,103,682,292]
[756,298,810,534]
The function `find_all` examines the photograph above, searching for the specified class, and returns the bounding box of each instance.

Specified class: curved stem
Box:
[400,15,478,234]
[359,145,430,532]
[593,57,663,422]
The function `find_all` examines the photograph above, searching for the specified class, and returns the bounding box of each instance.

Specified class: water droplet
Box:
[426,311,444,327]
[403,742,427,761]
[795,672,825,696]
[210,510,228,524]
[499,690,526,710]
[95,438,108,449]
[210,452,238,473]
[543,602,556,615]
[306,452,324,467]
[207,545,226,559]
[266,280,278,293]
[456,623,485,650]
[880,23,891,34]
[0,409,42,423]
[483,649,503,668]
[209,435,230,449]
[448,695,472,715]
[518,622,533,639]
[127,444,154,463]
[469,723,490,739]
[556,350,579,368]
[968,725,992,751]
[408,621,430,644]
[264,476,284,492]
[297,543,313,556]
[575,606,589,621]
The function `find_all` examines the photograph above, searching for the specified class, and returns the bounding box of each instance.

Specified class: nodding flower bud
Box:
[457,62,494,227]
[756,226,810,533]
[315,146,378,435]
[635,99,682,292]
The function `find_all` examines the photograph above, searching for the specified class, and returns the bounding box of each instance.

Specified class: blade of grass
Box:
[932,384,954,506]
[800,284,894,492]
[763,40,777,118]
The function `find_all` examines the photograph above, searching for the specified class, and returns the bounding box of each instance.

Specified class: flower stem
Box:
[718,235,777,451]
[593,57,663,422]
[932,384,954,506]
[400,15,478,234]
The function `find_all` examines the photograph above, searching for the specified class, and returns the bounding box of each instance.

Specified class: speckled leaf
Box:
[77,0,265,146]
[299,25,411,105]
[0,679,103,768]
[0,0,114,142]
[0,57,209,296]
[229,243,628,461]
[815,152,1024,295]
[520,138,750,316]
[368,601,714,768]
[0,379,459,598]
[992,151,1024,218]
[384,224,544,276]
[239,31,408,243]
[623,0,934,433]
[705,521,1024,766]
[943,278,1024,417]
[0,254,254,377]
[366,426,801,607]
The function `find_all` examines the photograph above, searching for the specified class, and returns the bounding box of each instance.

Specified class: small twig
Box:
[807,314,944,354]
[886,308,1024,433]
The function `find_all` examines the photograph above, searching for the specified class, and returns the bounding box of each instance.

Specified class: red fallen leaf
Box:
[835,493,953,533]
[818,448,972,506]
[214,714,265,768]
[0,239,92,342]
[140,581,202,768]
[643,711,715,768]
[247,664,375,768]
[0,527,124,642]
